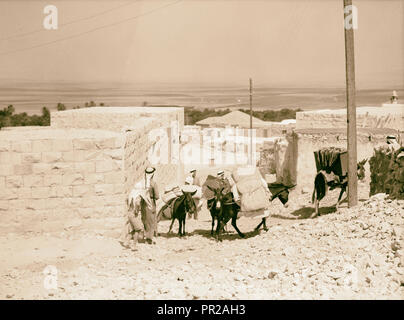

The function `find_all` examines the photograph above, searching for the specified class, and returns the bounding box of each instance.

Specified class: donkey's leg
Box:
[254,218,268,232]
[311,191,319,218]
[215,219,222,241]
[168,218,175,234]
[254,218,264,231]
[263,218,268,231]
[231,214,245,238]
[336,186,346,209]
[178,218,182,236]
[182,217,186,236]
[210,211,215,236]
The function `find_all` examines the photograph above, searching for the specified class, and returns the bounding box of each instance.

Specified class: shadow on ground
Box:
[271,205,338,220]
[192,228,263,241]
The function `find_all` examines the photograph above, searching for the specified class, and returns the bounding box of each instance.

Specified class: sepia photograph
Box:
[0,0,403,304]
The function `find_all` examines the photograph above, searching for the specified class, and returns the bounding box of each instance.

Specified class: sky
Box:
[0,0,403,88]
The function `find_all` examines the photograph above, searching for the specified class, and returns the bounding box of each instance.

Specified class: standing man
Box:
[143,167,159,244]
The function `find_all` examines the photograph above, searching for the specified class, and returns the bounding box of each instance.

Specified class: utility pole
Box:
[343,0,358,207]
[249,78,253,166]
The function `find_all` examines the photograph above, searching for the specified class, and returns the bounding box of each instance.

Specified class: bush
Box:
[0,105,50,129]
[369,146,404,200]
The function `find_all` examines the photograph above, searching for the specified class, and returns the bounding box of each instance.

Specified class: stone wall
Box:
[0,128,125,224]
[0,107,184,231]
[52,107,184,192]
[296,105,404,131]
[274,128,398,192]
[51,106,184,132]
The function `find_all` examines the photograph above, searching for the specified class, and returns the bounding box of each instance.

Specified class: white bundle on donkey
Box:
[231,167,272,218]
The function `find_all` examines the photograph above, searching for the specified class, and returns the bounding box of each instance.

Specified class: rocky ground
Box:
[0,183,403,300]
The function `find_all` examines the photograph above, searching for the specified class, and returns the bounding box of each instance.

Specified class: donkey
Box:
[207,186,244,241]
[167,190,197,237]
[312,159,367,217]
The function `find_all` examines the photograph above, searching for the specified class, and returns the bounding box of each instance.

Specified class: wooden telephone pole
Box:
[249,78,253,166]
[343,0,358,207]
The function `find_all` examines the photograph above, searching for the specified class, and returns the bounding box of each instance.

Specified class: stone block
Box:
[94,184,114,195]
[0,152,21,164]
[8,199,29,210]
[82,150,104,161]
[0,140,10,152]
[72,185,94,197]
[52,139,73,152]
[0,165,13,176]
[14,164,33,175]
[1,188,18,200]
[104,148,123,160]
[53,186,73,197]
[73,139,96,150]
[25,199,46,210]
[31,186,51,199]
[62,151,84,162]
[0,200,9,211]
[62,173,84,186]
[114,184,125,194]
[42,152,63,163]
[21,153,42,163]
[104,171,124,184]
[74,162,95,173]
[43,175,62,187]
[23,175,44,187]
[17,187,31,199]
[11,140,32,153]
[84,173,104,184]
[95,138,116,149]
[49,162,74,174]
[32,140,52,152]
[95,160,120,173]
[32,163,52,174]
[6,175,23,188]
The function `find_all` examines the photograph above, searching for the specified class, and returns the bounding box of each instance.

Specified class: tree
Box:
[57,103,66,111]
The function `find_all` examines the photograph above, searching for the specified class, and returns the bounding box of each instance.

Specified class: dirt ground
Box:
[1,179,403,300]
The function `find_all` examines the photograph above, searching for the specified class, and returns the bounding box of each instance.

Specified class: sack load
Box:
[240,186,271,212]
[202,175,231,200]
[239,208,270,219]
[157,198,176,222]
[184,185,202,199]
[232,167,271,212]
[162,185,182,203]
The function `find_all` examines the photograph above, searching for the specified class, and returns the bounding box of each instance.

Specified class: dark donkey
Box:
[167,190,197,237]
[209,183,294,239]
[207,186,244,241]
[311,159,367,218]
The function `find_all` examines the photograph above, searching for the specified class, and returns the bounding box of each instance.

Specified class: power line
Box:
[0,0,182,56]
[1,1,137,41]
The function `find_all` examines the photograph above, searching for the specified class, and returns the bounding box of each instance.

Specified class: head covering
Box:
[190,169,196,173]
[145,167,156,174]
[392,90,398,97]
[217,170,224,177]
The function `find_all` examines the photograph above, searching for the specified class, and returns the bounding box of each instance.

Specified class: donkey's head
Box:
[207,185,225,210]
[182,190,197,215]
[357,159,367,181]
